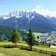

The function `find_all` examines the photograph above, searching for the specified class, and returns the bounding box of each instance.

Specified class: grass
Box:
[33,32,48,37]
[0,48,49,56]
[0,42,56,56]
[33,46,56,53]
[37,43,49,48]
[0,42,56,52]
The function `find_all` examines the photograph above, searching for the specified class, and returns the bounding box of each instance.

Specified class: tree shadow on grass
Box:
[3,45,16,48]
[19,47,32,51]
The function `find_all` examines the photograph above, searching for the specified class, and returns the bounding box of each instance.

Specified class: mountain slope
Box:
[0,11,56,33]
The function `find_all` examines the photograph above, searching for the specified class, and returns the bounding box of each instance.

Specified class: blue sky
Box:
[0,0,56,17]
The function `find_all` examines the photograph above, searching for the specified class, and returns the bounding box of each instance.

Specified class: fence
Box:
[0,44,56,56]
[17,45,56,56]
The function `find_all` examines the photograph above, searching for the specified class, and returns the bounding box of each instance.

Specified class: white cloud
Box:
[29,4,56,17]
[29,9,56,17]
[36,5,40,8]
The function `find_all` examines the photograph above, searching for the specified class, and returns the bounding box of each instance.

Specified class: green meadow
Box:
[0,42,56,56]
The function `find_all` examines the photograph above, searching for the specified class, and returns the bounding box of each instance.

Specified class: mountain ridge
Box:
[0,11,56,33]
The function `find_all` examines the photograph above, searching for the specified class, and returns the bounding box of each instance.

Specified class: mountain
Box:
[0,25,27,41]
[48,17,56,25]
[0,25,12,41]
[0,11,56,33]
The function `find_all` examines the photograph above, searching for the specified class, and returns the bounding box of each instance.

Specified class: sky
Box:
[0,0,56,17]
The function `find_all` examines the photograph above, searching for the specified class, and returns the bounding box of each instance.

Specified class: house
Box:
[40,31,56,44]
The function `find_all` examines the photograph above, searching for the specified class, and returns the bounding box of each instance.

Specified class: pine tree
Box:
[27,28,35,51]
[11,28,22,47]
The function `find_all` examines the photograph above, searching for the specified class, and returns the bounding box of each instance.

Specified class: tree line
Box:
[11,27,35,51]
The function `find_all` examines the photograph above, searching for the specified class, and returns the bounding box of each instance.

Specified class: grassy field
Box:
[0,48,49,56]
[33,32,48,37]
[0,42,56,52]
[0,42,56,56]
[33,46,56,53]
